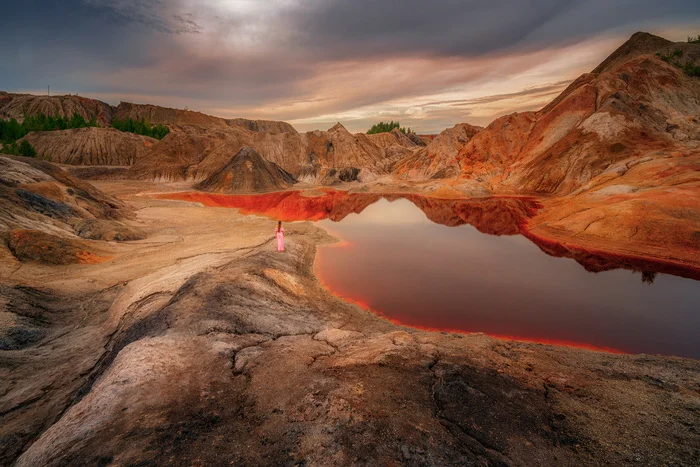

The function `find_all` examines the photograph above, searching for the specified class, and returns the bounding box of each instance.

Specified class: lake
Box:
[160,190,700,358]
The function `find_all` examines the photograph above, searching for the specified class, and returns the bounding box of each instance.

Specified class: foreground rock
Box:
[197,146,296,193]
[0,155,142,267]
[21,127,157,165]
[0,187,697,466]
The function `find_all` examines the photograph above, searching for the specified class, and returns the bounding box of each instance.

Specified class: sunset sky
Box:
[1,1,699,133]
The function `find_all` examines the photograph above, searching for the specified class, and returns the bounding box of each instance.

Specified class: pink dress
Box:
[276,227,285,251]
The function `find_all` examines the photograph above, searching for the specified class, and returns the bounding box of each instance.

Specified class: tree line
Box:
[366,121,413,135]
[112,117,170,140]
[0,113,98,144]
[0,112,170,158]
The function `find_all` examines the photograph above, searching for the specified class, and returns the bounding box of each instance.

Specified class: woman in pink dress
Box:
[275,221,285,252]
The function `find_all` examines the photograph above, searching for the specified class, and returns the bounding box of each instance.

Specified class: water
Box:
[160,191,700,358]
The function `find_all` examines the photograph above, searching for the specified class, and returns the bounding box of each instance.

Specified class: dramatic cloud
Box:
[1,0,698,132]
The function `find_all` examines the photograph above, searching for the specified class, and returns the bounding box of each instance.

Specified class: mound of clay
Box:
[197,146,296,193]
[3,229,109,265]
[21,127,157,166]
[0,155,139,263]
[0,93,114,125]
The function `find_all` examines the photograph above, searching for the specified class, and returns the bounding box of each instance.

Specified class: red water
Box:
[159,190,700,357]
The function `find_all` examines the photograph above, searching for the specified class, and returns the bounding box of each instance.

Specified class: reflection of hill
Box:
[157,190,540,232]
[399,195,540,235]
[522,230,700,281]
[157,189,700,281]
[157,190,382,222]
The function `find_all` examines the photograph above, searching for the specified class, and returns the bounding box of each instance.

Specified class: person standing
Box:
[276,221,285,252]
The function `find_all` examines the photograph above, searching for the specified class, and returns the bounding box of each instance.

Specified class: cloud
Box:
[1,0,699,132]
[82,0,202,34]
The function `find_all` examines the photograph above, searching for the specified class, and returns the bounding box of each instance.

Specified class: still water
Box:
[316,198,700,358]
[160,191,700,358]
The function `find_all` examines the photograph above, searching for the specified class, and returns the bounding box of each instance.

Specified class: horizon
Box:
[1,1,699,133]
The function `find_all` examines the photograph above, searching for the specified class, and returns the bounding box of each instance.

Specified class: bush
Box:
[112,117,170,140]
[19,140,36,158]
[656,49,700,78]
[688,35,700,44]
[367,121,413,135]
[683,63,700,77]
[1,140,37,157]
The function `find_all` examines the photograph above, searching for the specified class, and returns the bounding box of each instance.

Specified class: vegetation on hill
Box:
[367,121,413,135]
[656,49,700,77]
[1,140,37,158]
[0,112,170,147]
[688,35,700,44]
[112,117,170,140]
[0,113,97,143]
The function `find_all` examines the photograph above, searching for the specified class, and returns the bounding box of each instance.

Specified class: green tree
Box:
[18,140,37,158]
[112,117,169,140]
[367,121,412,135]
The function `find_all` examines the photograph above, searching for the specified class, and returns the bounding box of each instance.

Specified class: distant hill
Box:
[0,92,114,125]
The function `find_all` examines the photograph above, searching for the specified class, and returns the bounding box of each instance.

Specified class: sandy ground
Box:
[1,180,699,466]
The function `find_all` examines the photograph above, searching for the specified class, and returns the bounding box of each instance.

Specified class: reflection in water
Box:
[640,271,657,285]
[160,190,700,357]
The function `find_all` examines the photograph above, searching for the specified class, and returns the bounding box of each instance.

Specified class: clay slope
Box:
[394,123,483,180]
[20,127,157,165]
[0,155,143,265]
[197,146,296,193]
[0,92,114,125]
[451,32,700,196]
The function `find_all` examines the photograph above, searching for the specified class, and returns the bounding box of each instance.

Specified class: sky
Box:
[1,1,699,133]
